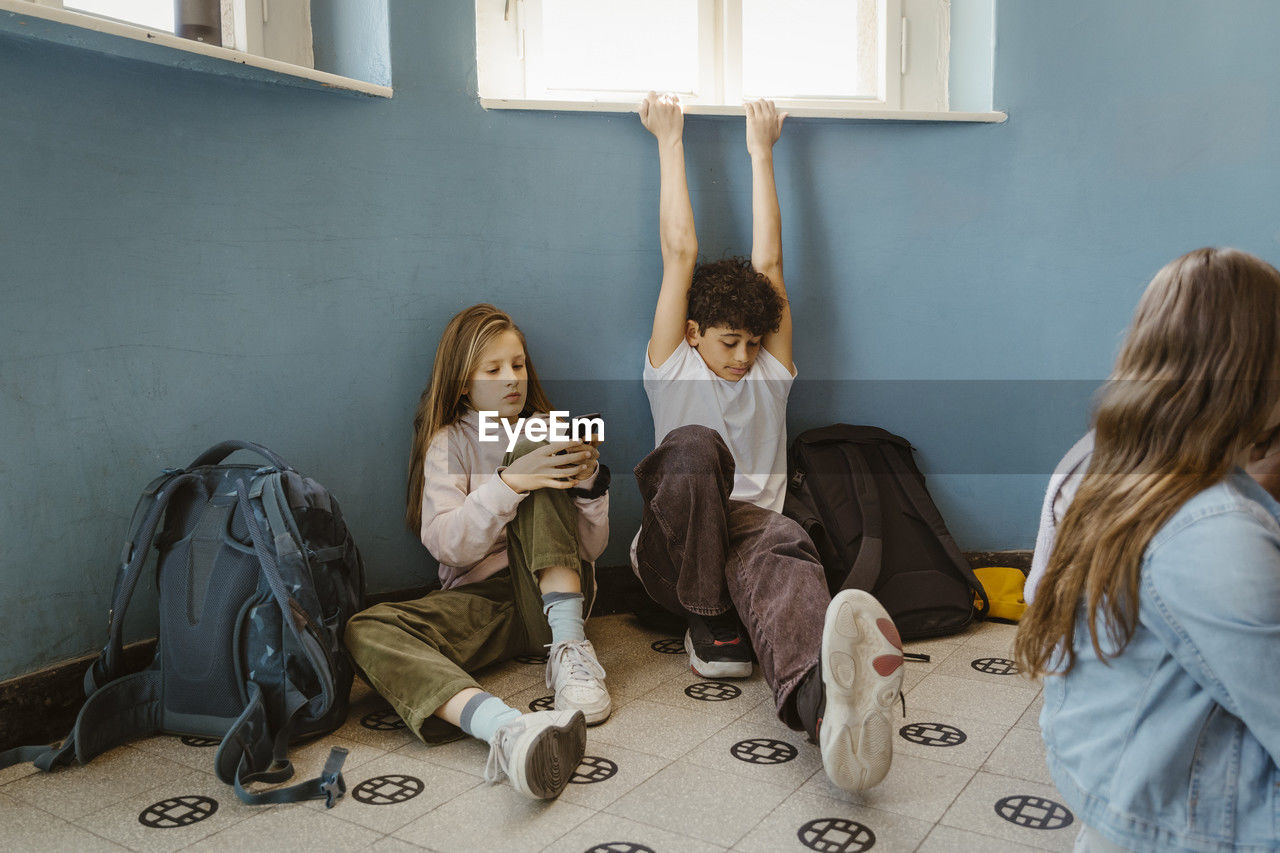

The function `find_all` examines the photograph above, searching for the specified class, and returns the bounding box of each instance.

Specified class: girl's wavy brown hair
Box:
[1015,248,1280,677]
[405,304,552,533]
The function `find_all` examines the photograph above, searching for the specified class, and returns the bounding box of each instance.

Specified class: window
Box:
[476,0,994,119]
[61,0,172,32]
[26,0,313,66]
[3,0,391,96]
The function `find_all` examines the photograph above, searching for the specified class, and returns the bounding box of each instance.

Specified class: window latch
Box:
[901,16,909,75]
[504,0,525,59]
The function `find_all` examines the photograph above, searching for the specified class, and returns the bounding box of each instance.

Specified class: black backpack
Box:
[783,425,988,639]
[0,441,366,807]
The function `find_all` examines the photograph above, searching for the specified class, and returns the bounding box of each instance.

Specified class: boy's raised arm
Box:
[640,92,697,368]
[747,99,793,373]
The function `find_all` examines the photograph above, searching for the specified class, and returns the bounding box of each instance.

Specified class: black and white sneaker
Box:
[684,610,753,679]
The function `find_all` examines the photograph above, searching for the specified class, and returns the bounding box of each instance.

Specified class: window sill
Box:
[0,0,392,98]
[479,98,1006,123]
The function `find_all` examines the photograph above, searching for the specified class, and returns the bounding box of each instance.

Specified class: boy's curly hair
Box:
[687,257,785,338]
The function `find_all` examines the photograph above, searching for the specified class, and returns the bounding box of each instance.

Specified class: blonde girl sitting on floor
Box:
[346,303,611,800]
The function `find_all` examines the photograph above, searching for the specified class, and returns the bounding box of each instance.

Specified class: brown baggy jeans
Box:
[633,424,827,722]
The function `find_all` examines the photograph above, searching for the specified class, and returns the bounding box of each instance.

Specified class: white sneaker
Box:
[483,709,586,799]
[546,639,612,724]
[817,589,904,792]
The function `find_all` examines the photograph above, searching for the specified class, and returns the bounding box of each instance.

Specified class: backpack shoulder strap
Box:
[2,469,196,775]
[835,440,886,593]
[67,668,164,763]
[88,471,199,693]
[0,668,163,773]
[215,682,349,807]
[237,477,338,719]
[879,441,990,615]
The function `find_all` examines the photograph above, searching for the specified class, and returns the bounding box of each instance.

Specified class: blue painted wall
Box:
[311,0,390,86]
[3,1,1278,680]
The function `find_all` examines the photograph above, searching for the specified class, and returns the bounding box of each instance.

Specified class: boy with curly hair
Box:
[632,93,904,792]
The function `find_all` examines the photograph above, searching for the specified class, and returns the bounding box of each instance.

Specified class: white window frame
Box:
[477,0,998,121]
[222,0,314,69]
[2,0,389,96]
[35,0,313,66]
[35,0,168,30]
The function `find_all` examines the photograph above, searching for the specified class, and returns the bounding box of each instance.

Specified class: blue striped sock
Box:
[458,692,522,744]
[542,591,585,644]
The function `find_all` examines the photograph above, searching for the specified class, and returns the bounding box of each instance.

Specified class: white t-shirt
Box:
[643,341,796,513]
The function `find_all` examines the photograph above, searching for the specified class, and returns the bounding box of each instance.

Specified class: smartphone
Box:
[553,412,604,452]
[554,412,604,479]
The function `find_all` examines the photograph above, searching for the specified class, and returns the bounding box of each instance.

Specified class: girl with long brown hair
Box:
[346,304,611,800]
[1016,248,1280,851]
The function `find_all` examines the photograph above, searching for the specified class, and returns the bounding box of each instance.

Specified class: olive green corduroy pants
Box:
[345,440,595,743]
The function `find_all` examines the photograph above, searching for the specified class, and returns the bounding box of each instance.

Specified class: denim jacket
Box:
[1041,469,1280,852]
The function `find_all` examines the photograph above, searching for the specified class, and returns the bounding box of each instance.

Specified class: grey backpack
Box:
[0,441,366,807]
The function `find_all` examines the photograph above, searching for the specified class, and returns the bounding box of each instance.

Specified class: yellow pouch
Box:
[973,566,1027,623]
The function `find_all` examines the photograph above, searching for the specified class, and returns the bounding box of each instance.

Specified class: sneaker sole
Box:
[510,711,587,799]
[818,589,904,792]
[685,630,753,679]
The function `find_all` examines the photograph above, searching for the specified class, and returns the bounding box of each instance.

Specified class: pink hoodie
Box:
[419,409,609,589]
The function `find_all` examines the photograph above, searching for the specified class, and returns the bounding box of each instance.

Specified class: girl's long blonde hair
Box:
[1015,248,1280,677]
[405,304,553,532]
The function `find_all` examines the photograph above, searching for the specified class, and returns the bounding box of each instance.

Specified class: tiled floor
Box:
[0,616,1076,853]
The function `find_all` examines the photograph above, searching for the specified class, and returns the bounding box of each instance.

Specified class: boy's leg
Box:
[723,502,826,702]
[633,424,754,677]
[345,573,586,800]
[633,425,733,614]
[722,504,905,791]
[503,437,610,724]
